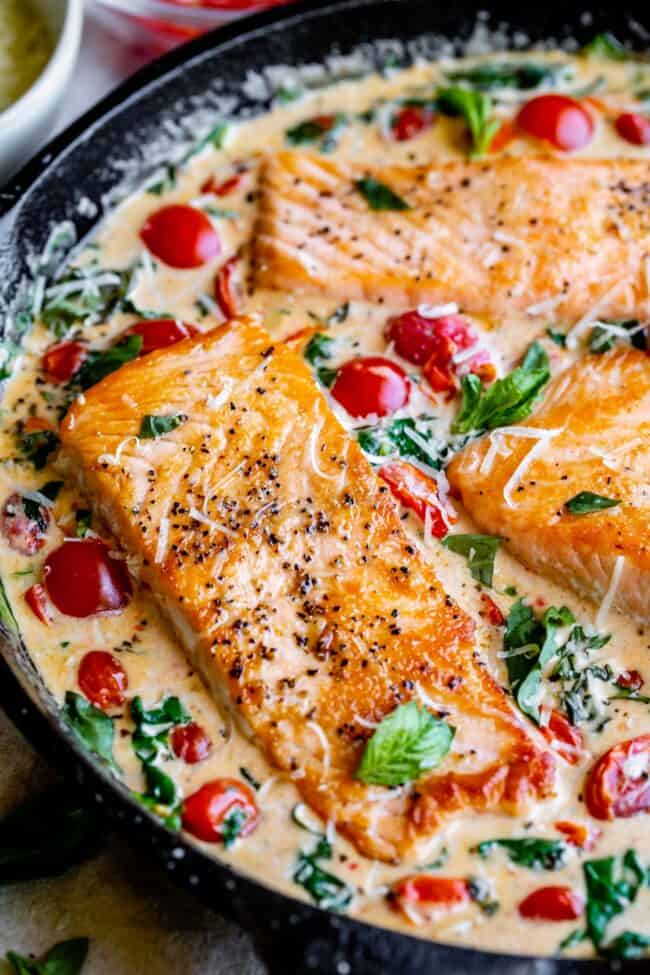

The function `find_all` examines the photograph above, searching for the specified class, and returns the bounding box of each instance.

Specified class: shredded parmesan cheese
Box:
[417,302,459,319]
[155,517,169,565]
[596,555,625,629]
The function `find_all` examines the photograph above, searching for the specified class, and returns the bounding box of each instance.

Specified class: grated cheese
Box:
[417,302,459,319]
[97,435,139,467]
[500,428,563,508]
[596,555,625,629]
[307,720,331,776]
[155,517,169,565]
[525,294,564,317]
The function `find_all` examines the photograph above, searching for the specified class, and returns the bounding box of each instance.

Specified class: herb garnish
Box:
[588,319,647,354]
[41,264,135,339]
[435,86,500,156]
[138,413,187,439]
[546,327,567,348]
[356,700,454,787]
[293,837,353,911]
[130,695,191,828]
[7,938,89,975]
[357,416,463,471]
[565,492,621,515]
[582,32,628,60]
[467,876,500,916]
[63,692,118,772]
[442,533,500,587]
[286,113,346,152]
[446,61,569,91]
[19,427,59,470]
[304,333,335,365]
[73,335,143,391]
[354,177,410,211]
[474,837,568,871]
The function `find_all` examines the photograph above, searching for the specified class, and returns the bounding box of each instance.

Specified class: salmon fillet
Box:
[60,316,554,862]
[253,152,650,322]
[447,347,650,624]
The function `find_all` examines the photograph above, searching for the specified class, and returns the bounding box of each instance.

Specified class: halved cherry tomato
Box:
[390,875,469,921]
[480,593,505,626]
[540,709,584,765]
[518,885,584,921]
[182,778,259,843]
[378,461,451,537]
[140,204,220,269]
[24,583,52,624]
[171,722,212,764]
[215,257,242,319]
[585,734,650,821]
[616,669,644,692]
[123,318,198,356]
[43,539,132,618]
[1,493,50,556]
[554,820,601,851]
[516,95,594,151]
[615,112,650,146]
[201,172,246,196]
[42,341,87,382]
[490,119,517,154]
[78,651,128,710]
[330,357,410,419]
[392,105,436,142]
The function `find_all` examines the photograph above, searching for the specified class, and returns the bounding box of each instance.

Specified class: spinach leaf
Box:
[73,335,142,391]
[357,416,461,471]
[582,32,628,60]
[146,163,177,196]
[467,876,500,916]
[130,696,190,826]
[304,333,335,366]
[435,86,500,156]
[138,413,187,439]
[7,938,89,975]
[185,123,229,162]
[565,492,621,515]
[286,114,346,152]
[600,932,650,960]
[294,837,352,911]
[447,61,567,91]
[356,700,454,787]
[474,837,568,870]
[41,265,135,339]
[583,850,647,950]
[63,692,118,771]
[354,178,410,211]
[442,533,500,587]
[19,428,60,470]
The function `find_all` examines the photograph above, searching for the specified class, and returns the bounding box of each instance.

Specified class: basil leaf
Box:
[435,86,500,156]
[286,114,346,152]
[357,416,460,471]
[600,932,650,960]
[304,333,334,365]
[7,938,89,975]
[185,123,229,161]
[222,807,248,849]
[442,533,500,586]
[130,696,190,825]
[588,319,645,353]
[356,700,454,787]
[142,763,177,807]
[63,692,118,771]
[565,492,621,515]
[354,178,410,211]
[446,61,567,91]
[138,413,186,439]
[474,837,568,870]
[582,32,628,60]
[293,837,352,911]
[583,850,647,949]
[74,335,142,391]
[146,164,177,196]
[75,509,92,538]
[546,327,567,347]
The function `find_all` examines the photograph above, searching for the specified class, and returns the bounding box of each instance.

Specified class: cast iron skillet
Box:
[1,2,649,971]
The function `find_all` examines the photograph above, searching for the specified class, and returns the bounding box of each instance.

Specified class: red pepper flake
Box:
[480,592,505,626]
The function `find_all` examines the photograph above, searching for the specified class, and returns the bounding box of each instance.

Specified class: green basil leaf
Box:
[131,695,191,729]
[138,413,187,439]
[222,807,248,849]
[357,416,459,471]
[356,700,454,787]
[142,763,177,807]
[74,335,142,391]
[600,932,650,960]
[435,86,500,156]
[293,837,352,911]
[546,327,567,347]
[442,533,500,586]
[582,32,628,60]
[7,938,89,975]
[474,837,568,870]
[354,178,410,211]
[583,850,647,949]
[63,692,118,771]
[446,61,568,91]
[304,333,335,365]
[565,492,621,515]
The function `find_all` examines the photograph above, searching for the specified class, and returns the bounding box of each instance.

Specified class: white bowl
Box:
[0,0,84,185]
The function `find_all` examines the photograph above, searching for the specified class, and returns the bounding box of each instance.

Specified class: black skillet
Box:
[0,1,648,971]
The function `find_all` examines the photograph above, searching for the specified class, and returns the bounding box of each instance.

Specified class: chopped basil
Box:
[75,509,92,538]
[354,177,410,211]
[442,533,500,587]
[474,837,568,871]
[239,767,261,791]
[600,932,650,960]
[546,327,567,347]
[7,938,89,975]
[304,333,335,365]
[582,32,628,60]
[588,319,646,354]
[73,335,143,391]
[19,427,59,470]
[328,302,349,325]
[130,695,190,826]
[293,837,352,911]
[565,492,621,515]
[41,264,135,339]
[356,700,454,787]
[222,808,248,849]
[357,415,460,471]
[63,692,118,772]
[435,86,500,156]
[467,876,500,915]
[185,123,229,161]
[138,413,187,439]
[446,61,568,91]
[451,341,550,435]
[316,366,338,388]
[286,114,346,152]
[146,163,177,196]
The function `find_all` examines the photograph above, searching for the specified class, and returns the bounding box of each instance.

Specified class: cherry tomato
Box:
[518,885,584,922]
[554,820,601,851]
[616,669,644,692]
[123,318,198,356]
[215,257,242,319]
[43,539,132,618]
[78,651,128,711]
[585,734,650,821]
[140,204,220,269]
[171,722,212,764]
[540,709,584,765]
[201,172,246,196]
[182,778,259,843]
[392,105,435,142]
[516,95,594,151]
[378,461,450,537]
[386,311,470,366]
[24,583,52,624]
[42,341,87,382]
[489,119,517,153]
[390,875,469,921]
[615,112,650,146]
[1,493,50,556]
[330,357,410,418]
[480,593,505,626]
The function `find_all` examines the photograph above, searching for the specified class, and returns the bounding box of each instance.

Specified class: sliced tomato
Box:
[615,112,650,146]
[78,651,128,711]
[518,885,584,921]
[540,709,584,765]
[42,341,87,382]
[554,820,601,851]
[182,778,259,843]
[585,734,650,821]
[43,539,132,618]
[140,204,220,269]
[171,722,212,764]
[516,95,594,151]
[391,105,436,142]
[390,875,469,921]
[330,357,410,419]
[24,583,52,624]
[378,461,451,537]
[480,592,505,626]
[201,172,246,196]
[215,257,243,319]
[123,318,199,356]
[1,493,50,556]
[615,669,644,692]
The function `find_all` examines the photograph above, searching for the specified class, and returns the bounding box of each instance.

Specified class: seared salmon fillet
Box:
[254,152,650,322]
[447,347,650,624]
[60,316,554,862]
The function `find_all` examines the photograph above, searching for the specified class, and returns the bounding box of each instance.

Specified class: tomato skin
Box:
[123,318,198,356]
[1,493,50,556]
[330,357,410,419]
[43,539,132,618]
[24,583,52,624]
[480,592,505,626]
[378,461,450,537]
[140,204,220,269]
[516,95,594,151]
[390,875,469,920]
[182,778,259,843]
[171,722,212,764]
[490,119,517,153]
[585,734,650,821]
[42,341,87,382]
[615,112,650,146]
[78,651,128,710]
[518,886,584,922]
[201,172,246,196]
[392,106,435,142]
[540,710,584,765]
[554,820,601,851]
[215,257,242,319]
[616,669,644,692]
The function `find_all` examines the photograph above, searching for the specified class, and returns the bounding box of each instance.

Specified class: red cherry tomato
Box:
[140,204,220,269]
[123,318,198,356]
[386,311,470,366]
[378,461,451,537]
[516,95,594,151]
[182,778,259,843]
[24,583,52,624]
[78,651,128,710]
[330,357,410,418]
[480,592,505,626]
[585,734,650,821]
[43,539,132,618]
[390,875,469,921]
[540,710,584,765]
[392,105,436,142]
[42,341,87,382]
[171,722,212,764]
[615,112,650,146]
[201,172,246,196]
[518,885,584,921]
[616,669,644,692]
[1,493,50,556]
[554,820,601,851]
[215,257,242,319]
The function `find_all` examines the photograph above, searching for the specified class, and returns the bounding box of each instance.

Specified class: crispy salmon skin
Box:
[254,152,650,322]
[60,316,554,862]
[447,347,650,623]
